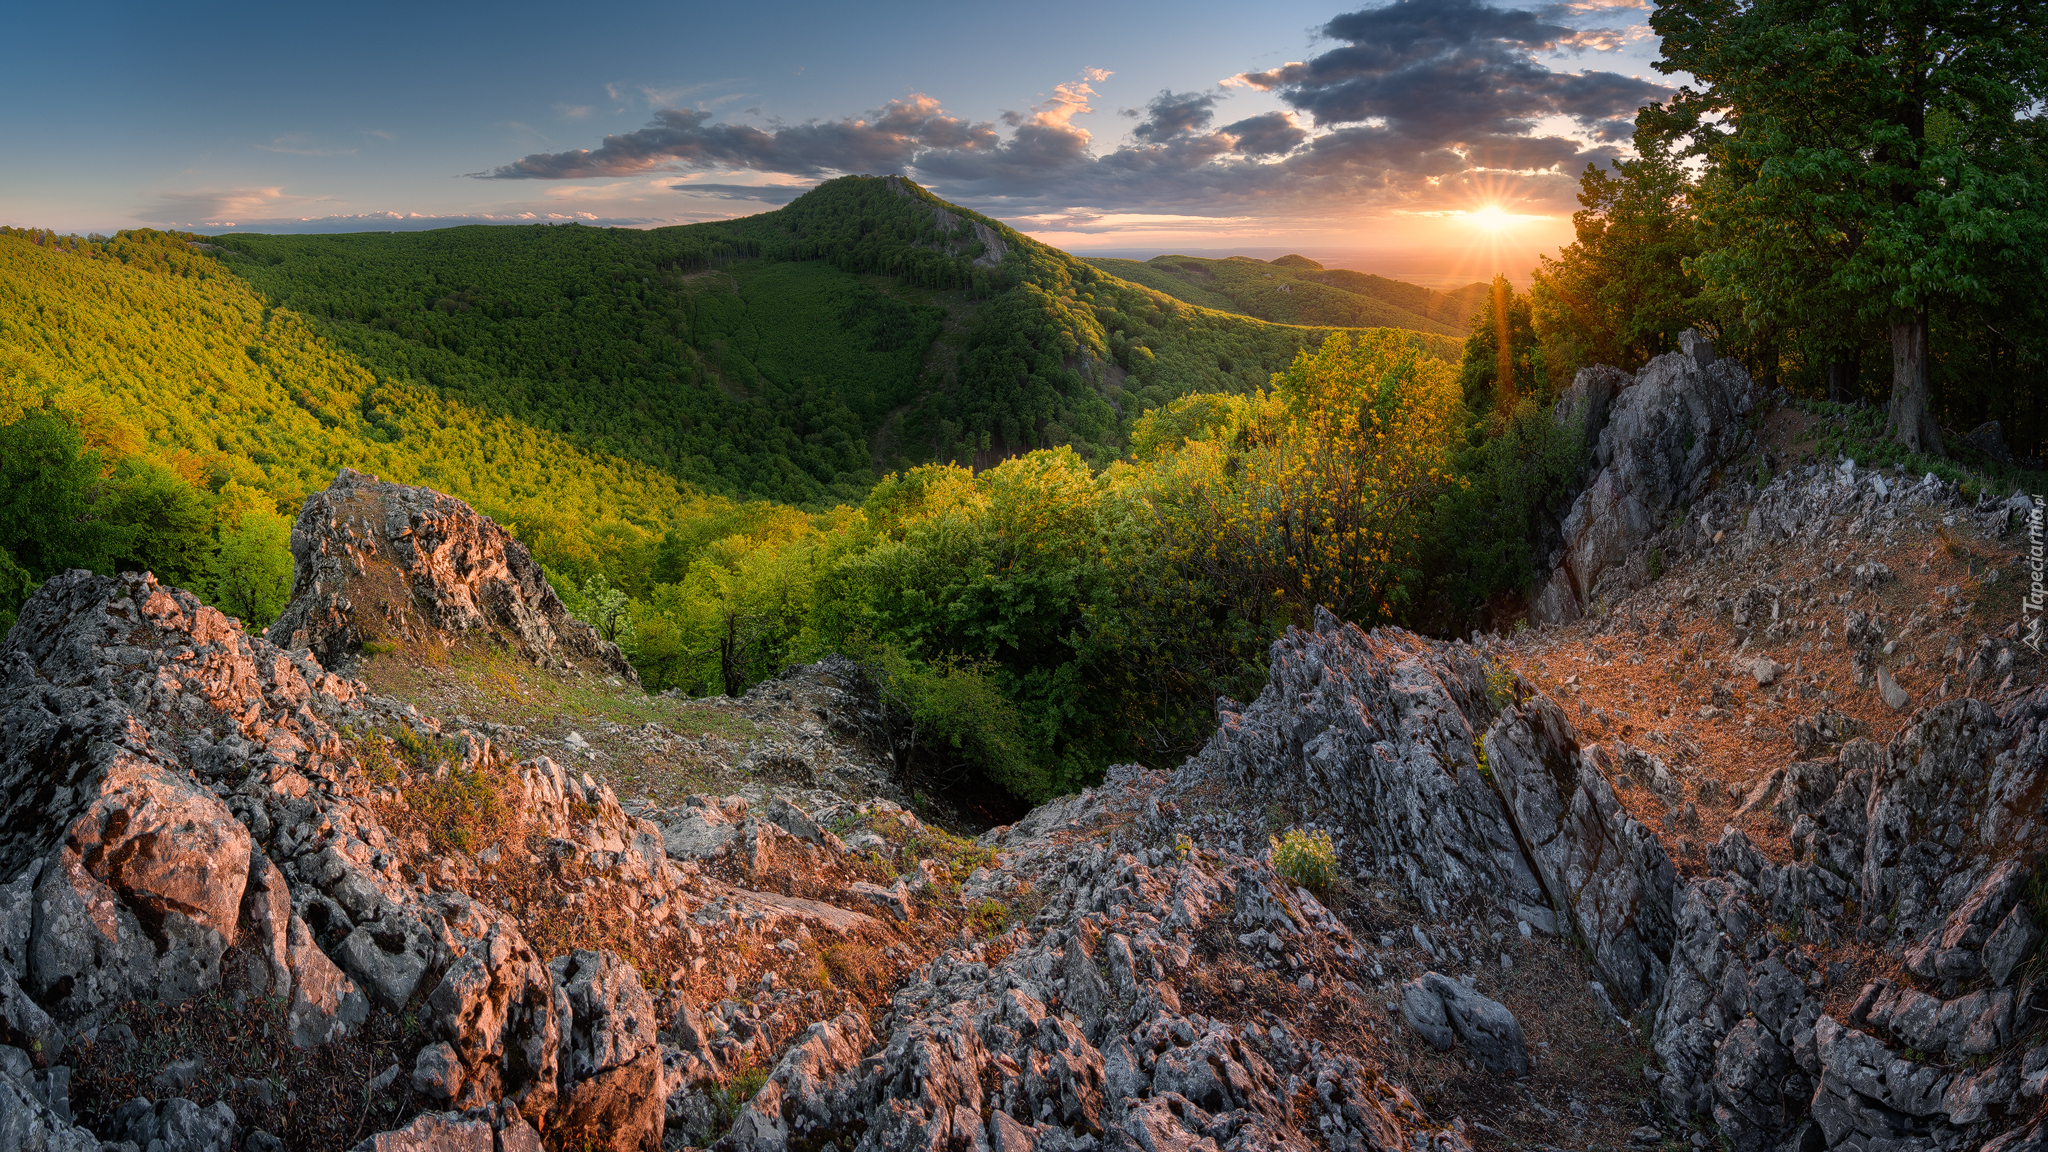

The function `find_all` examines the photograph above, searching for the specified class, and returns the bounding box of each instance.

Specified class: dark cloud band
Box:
[467,3,1664,220]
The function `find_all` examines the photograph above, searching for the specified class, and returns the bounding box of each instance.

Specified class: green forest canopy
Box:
[0,212,1554,806]
[1083,253,1488,337]
[209,176,1458,506]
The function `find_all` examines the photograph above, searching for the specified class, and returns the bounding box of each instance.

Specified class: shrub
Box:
[821,943,888,996]
[1418,395,1587,633]
[0,547,32,636]
[1271,828,1337,893]
[210,509,294,629]
[404,767,506,854]
[1153,330,1465,628]
[856,638,1053,802]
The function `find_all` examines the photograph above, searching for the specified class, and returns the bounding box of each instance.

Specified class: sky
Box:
[0,0,1672,280]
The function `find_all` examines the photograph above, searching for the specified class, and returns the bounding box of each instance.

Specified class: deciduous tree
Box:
[1650,0,2048,453]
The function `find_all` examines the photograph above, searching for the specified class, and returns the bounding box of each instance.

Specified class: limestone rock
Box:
[349,1110,496,1151]
[1983,903,2040,987]
[660,805,740,861]
[1533,331,1760,624]
[0,571,263,1022]
[267,467,635,680]
[421,918,562,1115]
[1399,972,1529,1077]
[549,949,663,1152]
[111,1095,237,1151]
[1962,420,2013,465]
[0,1059,102,1151]
[1487,699,1675,1009]
[1174,610,1547,922]
[1876,664,1910,711]
[551,948,660,1082]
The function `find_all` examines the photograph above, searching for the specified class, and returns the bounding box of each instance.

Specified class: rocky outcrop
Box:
[0,554,1496,1151]
[1647,685,2048,1152]
[673,769,1476,1152]
[1176,603,2045,1149]
[1179,609,1676,1009]
[1533,331,1762,625]
[1179,609,1548,924]
[883,175,1010,268]
[0,570,685,1150]
[267,468,636,680]
[1485,701,1676,1011]
[4,464,2040,1151]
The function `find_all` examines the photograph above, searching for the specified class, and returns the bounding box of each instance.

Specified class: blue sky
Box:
[1,0,1668,266]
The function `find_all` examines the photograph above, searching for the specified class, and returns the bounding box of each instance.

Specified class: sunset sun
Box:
[1467,204,1511,231]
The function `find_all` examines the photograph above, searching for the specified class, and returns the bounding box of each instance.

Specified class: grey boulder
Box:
[1399,972,1530,1077]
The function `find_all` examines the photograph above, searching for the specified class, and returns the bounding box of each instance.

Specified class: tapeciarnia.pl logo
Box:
[2026,495,2045,653]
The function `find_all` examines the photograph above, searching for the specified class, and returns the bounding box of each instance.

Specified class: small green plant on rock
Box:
[1271,828,1336,893]
[1485,662,1518,710]
[967,898,1009,934]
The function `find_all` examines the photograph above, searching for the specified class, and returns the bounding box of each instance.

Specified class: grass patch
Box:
[403,765,508,855]
[822,943,890,999]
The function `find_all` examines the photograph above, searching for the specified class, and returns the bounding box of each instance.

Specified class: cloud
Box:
[473,95,1001,180]
[1231,0,1665,166]
[142,188,333,224]
[915,75,1107,191]
[555,104,593,119]
[190,211,669,234]
[465,10,1662,227]
[1218,112,1307,157]
[669,182,816,204]
[1131,91,1217,141]
[1557,24,1653,51]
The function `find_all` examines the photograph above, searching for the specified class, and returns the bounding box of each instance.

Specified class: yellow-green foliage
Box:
[0,227,724,582]
[967,899,1009,933]
[632,524,823,696]
[1270,828,1337,893]
[1485,662,1518,710]
[1142,330,1465,627]
[405,763,506,855]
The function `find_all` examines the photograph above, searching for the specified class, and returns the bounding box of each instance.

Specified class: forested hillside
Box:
[0,226,734,574]
[1085,253,1488,336]
[0,181,1535,805]
[214,177,1458,500]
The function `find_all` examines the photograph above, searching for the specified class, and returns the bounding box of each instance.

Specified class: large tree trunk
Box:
[1886,311,1944,455]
